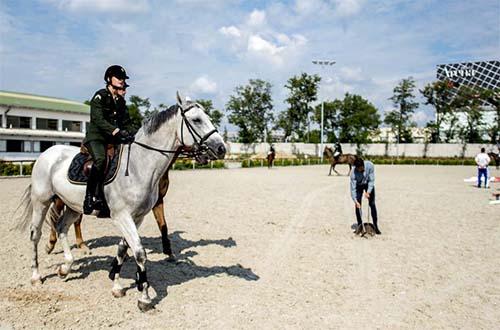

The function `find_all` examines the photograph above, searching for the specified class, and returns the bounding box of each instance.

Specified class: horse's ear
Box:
[176,91,184,106]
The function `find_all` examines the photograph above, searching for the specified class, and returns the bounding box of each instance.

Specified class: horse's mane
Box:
[143,105,178,135]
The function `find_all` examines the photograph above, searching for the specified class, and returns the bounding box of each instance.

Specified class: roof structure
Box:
[0,90,89,114]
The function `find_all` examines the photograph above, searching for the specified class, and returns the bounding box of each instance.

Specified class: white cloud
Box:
[45,0,150,13]
[247,9,266,26]
[338,66,364,82]
[294,0,327,15]
[219,25,241,38]
[248,35,283,56]
[413,110,432,124]
[245,33,308,66]
[190,76,218,94]
[333,0,363,17]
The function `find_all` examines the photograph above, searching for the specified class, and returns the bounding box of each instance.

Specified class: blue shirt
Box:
[350,160,375,201]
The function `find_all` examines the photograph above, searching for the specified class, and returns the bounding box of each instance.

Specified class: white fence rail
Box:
[226,143,498,158]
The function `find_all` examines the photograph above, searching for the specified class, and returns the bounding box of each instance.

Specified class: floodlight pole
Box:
[312,60,336,162]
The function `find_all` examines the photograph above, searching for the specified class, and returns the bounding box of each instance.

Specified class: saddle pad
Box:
[67,145,123,185]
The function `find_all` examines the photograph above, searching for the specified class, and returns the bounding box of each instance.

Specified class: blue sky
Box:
[0,0,499,129]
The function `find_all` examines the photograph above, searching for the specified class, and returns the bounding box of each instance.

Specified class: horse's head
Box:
[323,146,333,158]
[176,92,226,164]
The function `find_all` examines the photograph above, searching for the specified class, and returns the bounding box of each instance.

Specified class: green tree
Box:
[338,93,381,151]
[196,99,223,129]
[421,80,455,143]
[279,73,321,142]
[452,86,485,143]
[313,100,342,143]
[128,95,149,130]
[384,77,419,143]
[481,89,500,144]
[226,79,274,143]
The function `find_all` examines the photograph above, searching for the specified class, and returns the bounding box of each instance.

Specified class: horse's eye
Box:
[193,118,202,124]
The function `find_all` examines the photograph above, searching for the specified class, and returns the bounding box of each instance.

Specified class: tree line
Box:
[122,73,500,145]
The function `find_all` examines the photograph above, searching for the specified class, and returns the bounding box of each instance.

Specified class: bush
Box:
[172,159,226,170]
[0,162,34,176]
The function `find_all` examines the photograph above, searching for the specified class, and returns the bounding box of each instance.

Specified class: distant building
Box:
[371,127,430,143]
[0,91,89,161]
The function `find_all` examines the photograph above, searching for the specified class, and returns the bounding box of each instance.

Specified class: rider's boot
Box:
[83,166,100,215]
[95,178,110,218]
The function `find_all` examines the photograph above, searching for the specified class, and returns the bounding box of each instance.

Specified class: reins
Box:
[124,103,218,176]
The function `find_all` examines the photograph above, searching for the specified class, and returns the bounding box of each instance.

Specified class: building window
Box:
[33,141,40,152]
[62,120,82,132]
[69,142,81,147]
[6,140,23,152]
[7,116,31,129]
[24,141,32,152]
[40,141,55,152]
[0,140,6,152]
[36,118,58,131]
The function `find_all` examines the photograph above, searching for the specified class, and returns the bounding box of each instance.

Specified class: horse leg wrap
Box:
[108,258,122,281]
[136,266,148,292]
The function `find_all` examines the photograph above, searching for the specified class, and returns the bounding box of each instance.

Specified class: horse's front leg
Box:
[328,164,333,176]
[109,238,129,298]
[73,216,90,253]
[56,209,81,278]
[153,201,173,258]
[114,213,153,311]
[153,176,172,257]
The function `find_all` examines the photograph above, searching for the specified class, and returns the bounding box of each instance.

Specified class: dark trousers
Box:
[477,168,488,188]
[355,185,378,227]
[86,140,107,174]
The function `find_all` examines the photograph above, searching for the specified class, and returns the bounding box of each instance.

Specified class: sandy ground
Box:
[0,165,499,329]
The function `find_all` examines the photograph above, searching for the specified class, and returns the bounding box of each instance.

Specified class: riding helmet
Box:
[104,65,129,83]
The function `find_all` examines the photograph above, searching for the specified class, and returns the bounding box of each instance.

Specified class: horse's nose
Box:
[217,144,226,158]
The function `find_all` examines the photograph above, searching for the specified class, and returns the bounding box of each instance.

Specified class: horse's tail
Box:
[14,184,33,232]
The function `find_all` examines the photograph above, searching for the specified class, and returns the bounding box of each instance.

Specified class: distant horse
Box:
[323,146,358,176]
[16,92,226,311]
[488,152,499,170]
[267,150,276,169]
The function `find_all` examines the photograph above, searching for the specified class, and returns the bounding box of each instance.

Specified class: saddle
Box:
[67,144,123,185]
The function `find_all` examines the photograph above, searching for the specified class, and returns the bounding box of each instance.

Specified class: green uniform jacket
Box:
[84,88,134,143]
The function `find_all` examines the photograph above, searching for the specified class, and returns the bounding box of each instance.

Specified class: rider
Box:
[83,65,135,215]
[333,142,342,160]
[268,144,275,155]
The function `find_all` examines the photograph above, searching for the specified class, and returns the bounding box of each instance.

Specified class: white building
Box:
[371,127,430,143]
[0,91,90,161]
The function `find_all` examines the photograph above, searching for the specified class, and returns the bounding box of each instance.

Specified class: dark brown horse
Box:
[323,146,358,176]
[488,152,499,170]
[267,150,276,169]
[46,159,176,259]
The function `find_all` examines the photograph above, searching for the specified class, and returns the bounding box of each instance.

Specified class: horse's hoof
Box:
[112,288,126,298]
[78,244,91,255]
[166,255,176,263]
[31,276,43,286]
[57,265,69,279]
[45,243,55,254]
[137,300,154,312]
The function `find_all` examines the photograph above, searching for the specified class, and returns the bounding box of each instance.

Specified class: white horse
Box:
[16,92,226,311]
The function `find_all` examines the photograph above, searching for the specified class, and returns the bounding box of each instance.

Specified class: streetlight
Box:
[312,60,336,161]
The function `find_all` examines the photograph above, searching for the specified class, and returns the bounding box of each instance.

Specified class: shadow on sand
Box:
[45,231,259,308]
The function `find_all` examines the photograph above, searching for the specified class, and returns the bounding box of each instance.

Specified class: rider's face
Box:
[110,76,125,88]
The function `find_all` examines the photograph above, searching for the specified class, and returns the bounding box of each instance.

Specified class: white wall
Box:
[226,142,498,158]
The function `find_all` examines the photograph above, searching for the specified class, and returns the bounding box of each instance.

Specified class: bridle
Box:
[179,103,218,159]
[133,103,218,158]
